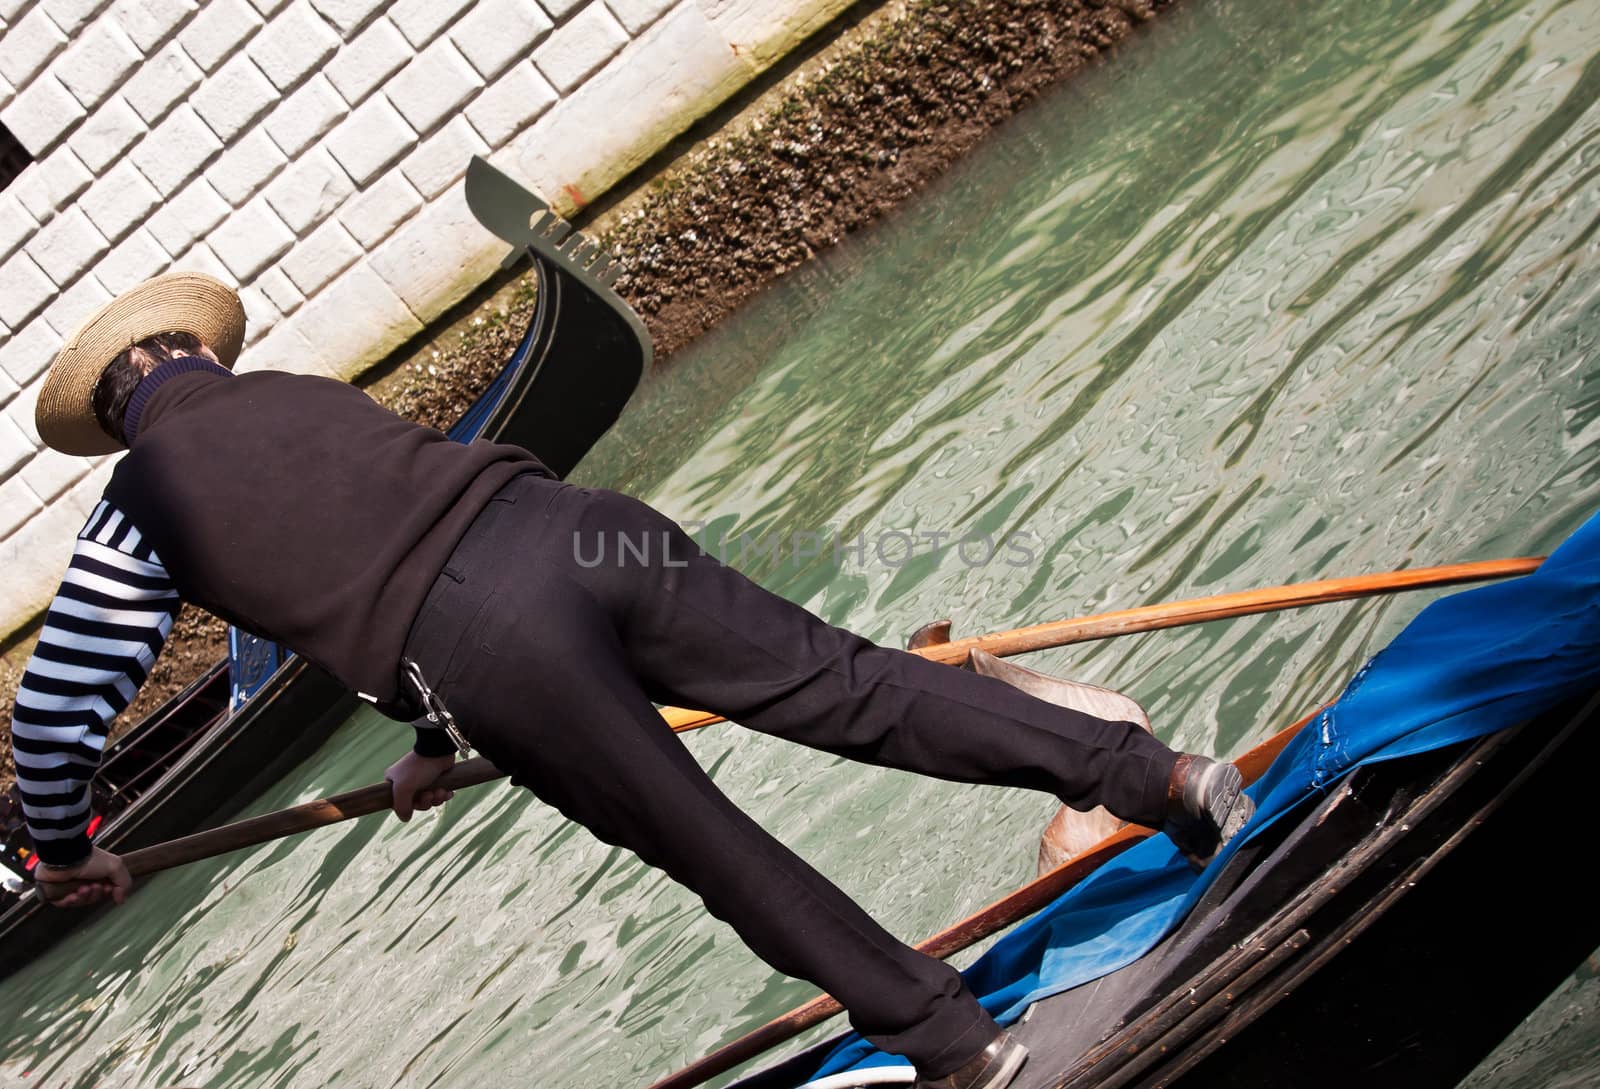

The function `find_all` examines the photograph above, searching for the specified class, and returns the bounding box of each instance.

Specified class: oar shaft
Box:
[923,557,1543,664]
[118,758,505,879]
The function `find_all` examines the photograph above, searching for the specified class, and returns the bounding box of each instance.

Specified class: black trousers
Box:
[401,473,1178,1076]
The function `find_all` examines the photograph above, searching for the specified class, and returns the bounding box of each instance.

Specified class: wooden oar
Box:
[35,758,506,901]
[659,556,1542,731]
[644,709,1314,1089]
[38,556,1539,895]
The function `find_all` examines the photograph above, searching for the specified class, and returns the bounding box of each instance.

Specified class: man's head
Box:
[91,332,220,447]
[37,272,246,456]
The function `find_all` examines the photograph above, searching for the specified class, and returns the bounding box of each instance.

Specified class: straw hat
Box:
[37,271,246,456]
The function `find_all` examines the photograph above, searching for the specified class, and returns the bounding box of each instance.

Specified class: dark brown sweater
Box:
[104,367,548,710]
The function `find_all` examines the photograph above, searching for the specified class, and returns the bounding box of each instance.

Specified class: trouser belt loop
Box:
[401,657,472,757]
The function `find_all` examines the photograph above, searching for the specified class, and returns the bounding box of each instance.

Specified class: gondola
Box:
[699,518,1600,1089]
[0,157,653,978]
[724,689,1600,1089]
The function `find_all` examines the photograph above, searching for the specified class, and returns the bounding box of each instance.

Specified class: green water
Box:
[5,0,1600,1085]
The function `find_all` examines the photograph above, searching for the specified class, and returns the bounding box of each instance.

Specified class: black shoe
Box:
[913,1031,1028,1089]
[1162,755,1254,870]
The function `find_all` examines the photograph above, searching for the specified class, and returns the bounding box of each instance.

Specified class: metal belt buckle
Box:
[402,658,472,758]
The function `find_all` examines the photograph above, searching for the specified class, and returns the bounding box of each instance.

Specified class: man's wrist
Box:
[34,840,94,870]
[37,859,84,874]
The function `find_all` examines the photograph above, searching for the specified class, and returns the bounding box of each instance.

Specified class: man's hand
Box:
[385,751,458,821]
[36,845,133,908]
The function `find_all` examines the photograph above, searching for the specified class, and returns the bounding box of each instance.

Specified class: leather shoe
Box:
[913,1031,1028,1089]
[1162,754,1254,870]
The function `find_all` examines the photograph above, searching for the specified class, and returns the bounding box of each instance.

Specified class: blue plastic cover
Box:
[810,509,1600,1078]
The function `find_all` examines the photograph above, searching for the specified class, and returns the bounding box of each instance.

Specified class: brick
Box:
[109,0,199,53]
[0,6,67,91]
[0,489,102,634]
[121,41,204,126]
[131,105,222,197]
[2,371,41,443]
[400,115,486,199]
[145,178,230,256]
[325,16,408,105]
[0,413,30,478]
[70,461,123,523]
[605,0,675,35]
[0,192,37,263]
[325,93,415,186]
[263,73,346,157]
[386,39,481,137]
[208,197,294,281]
[77,160,161,243]
[249,1,340,91]
[0,0,30,21]
[178,0,261,72]
[449,0,551,81]
[532,3,627,94]
[0,75,86,154]
[40,272,112,340]
[0,318,59,387]
[237,313,318,373]
[54,22,142,110]
[0,364,15,412]
[206,128,285,207]
[287,259,421,380]
[27,205,106,284]
[6,165,52,224]
[255,265,303,314]
[264,147,353,235]
[192,53,277,142]
[38,0,111,35]
[81,161,160,241]
[0,474,46,538]
[308,0,386,37]
[94,228,172,294]
[65,95,144,173]
[238,281,280,344]
[367,184,498,322]
[539,0,584,18]
[388,0,466,50]
[510,4,744,215]
[28,146,92,215]
[463,60,555,148]
[280,217,359,295]
[246,0,292,14]
[168,240,235,285]
[0,73,12,115]
[21,444,91,502]
[337,171,421,248]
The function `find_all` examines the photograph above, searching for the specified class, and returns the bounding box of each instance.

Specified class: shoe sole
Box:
[978,1041,1029,1089]
[1203,763,1243,830]
[1182,763,1254,871]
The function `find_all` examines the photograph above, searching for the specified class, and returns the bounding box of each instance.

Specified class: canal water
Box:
[4,0,1598,1084]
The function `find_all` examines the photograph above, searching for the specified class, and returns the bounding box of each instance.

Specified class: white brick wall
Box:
[0,0,856,642]
[67,94,143,172]
[108,0,197,55]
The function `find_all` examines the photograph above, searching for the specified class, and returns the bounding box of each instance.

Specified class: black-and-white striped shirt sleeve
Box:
[9,500,179,866]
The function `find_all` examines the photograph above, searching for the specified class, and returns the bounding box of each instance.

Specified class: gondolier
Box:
[8,272,1251,1089]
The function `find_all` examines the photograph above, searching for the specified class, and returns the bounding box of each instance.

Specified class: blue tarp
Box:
[811,510,1600,1078]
